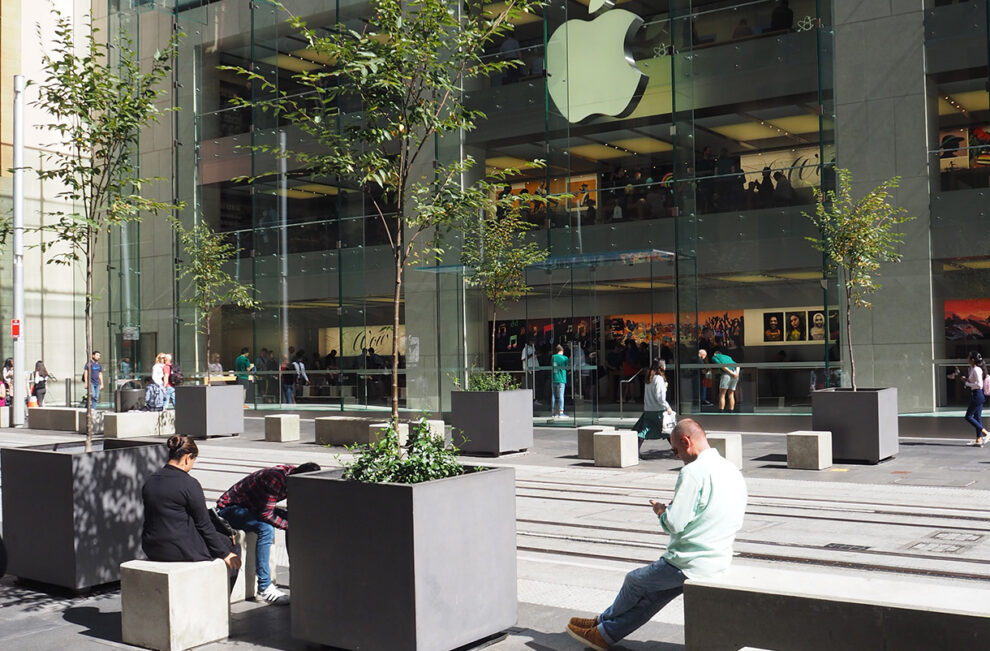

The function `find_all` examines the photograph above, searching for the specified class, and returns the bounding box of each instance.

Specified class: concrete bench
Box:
[369,421,410,446]
[577,425,615,460]
[314,416,376,446]
[104,411,175,438]
[27,407,104,433]
[230,530,280,603]
[594,429,638,468]
[707,433,742,469]
[787,430,832,470]
[121,558,229,651]
[265,414,300,442]
[683,564,990,650]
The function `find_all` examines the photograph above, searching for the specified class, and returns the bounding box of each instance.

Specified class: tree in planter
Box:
[805,168,913,390]
[461,186,548,385]
[220,0,542,423]
[34,11,180,450]
[172,219,261,383]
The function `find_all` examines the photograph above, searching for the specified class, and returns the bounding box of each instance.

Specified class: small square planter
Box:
[811,387,898,464]
[0,439,166,591]
[288,466,517,651]
[449,389,533,455]
[174,384,244,438]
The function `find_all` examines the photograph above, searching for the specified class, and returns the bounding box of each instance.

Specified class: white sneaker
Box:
[258,584,290,605]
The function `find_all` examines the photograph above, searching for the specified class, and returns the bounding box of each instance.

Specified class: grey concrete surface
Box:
[1,414,990,650]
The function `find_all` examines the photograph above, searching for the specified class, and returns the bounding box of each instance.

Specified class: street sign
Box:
[11,319,20,338]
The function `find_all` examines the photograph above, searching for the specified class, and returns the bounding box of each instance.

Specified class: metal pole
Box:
[13,75,26,426]
[279,130,289,359]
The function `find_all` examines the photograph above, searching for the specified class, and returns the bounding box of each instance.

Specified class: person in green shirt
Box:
[711,346,739,412]
[234,347,254,380]
[551,344,569,418]
[566,418,747,649]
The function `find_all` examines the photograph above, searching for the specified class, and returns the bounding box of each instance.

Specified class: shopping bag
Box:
[662,410,677,435]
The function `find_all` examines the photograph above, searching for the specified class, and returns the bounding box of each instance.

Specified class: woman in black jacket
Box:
[142,435,241,584]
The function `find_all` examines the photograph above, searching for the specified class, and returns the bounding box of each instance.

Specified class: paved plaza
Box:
[1,415,989,650]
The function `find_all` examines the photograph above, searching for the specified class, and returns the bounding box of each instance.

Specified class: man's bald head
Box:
[670,418,709,463]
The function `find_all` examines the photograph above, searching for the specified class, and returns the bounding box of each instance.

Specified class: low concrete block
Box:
[787,430,832,470]
[594,429,639,468]
[121,558,229,651]
[424,419,449,444]
[104,411,175,439]
[578,425,615,460]
[314,416,374,446]
[369,422,410,446]
[0,407,8,427]
[708,433,743,469]
[231,531,279,603]
[27,407,104,433]
[265,414,300,442]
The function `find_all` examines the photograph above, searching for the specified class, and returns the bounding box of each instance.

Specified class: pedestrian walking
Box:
[958,352,990,446]
[280,355,296,405]
[83,351,103,407]
[635,359,674,457]
[551,344,569,419]
[30,361,51,407]
[565,419,747,649]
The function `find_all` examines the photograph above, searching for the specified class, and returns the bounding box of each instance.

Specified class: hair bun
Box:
[166,435,183,451]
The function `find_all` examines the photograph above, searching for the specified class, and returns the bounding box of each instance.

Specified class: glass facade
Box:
[96,0,987,419]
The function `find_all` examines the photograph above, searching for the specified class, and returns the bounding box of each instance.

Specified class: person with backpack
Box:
[30,361,51,406]
[280,355,297,405]
[960,352,990,446]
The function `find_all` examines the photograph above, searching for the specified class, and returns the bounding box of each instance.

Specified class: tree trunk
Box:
[846,292,856,391]
[205,312,212,385]
[85,229,94,452]
[391,244,402,425]
[490,307,497,376]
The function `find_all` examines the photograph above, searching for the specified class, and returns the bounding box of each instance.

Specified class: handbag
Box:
[662,410,677,435]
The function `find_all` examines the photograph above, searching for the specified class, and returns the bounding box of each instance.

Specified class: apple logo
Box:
[546,0,648,123]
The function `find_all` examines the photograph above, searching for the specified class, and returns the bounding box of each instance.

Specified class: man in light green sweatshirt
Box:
[566,418,748,650]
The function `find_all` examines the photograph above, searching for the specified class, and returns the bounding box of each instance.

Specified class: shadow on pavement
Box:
[62,605,122,643]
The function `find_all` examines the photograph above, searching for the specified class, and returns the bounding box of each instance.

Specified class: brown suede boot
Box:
[566,622,609,650]
[568,616,598,629]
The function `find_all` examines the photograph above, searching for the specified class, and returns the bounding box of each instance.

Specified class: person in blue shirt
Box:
[83,351,104,407]
[551,344,569,419]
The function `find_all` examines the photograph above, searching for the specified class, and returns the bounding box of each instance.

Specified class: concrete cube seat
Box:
[265,414,300,442]
[314,416,376,446]
[121,558,229,651]
[594,429,639,468]
[578,425,615,460]
[104,411,175,438]
[787,430,833,470]
[369,422,410,446]
[27,407,103,433]
[708,433,743,469]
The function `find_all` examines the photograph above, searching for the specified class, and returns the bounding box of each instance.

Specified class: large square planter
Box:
[174,384,244,438]
[811,387,898,464]
[449,389,533,455]
[289,466,517,651]
[0,439,166,591]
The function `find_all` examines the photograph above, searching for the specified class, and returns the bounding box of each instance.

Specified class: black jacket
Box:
[142,465,234,562]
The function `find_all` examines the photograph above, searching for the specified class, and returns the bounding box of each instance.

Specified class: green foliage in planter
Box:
[341,418,468,484]
[467,371,519,392]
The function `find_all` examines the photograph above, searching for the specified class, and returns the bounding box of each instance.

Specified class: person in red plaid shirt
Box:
[216,462,321,604]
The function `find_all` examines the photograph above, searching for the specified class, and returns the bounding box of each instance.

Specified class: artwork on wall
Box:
[743,307,837,346]
[944,299,990,340]
[319,325,407,357]
[606,310,745,351]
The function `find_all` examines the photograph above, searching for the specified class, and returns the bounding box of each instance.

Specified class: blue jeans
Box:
[552,382,565,414]
[90,384,101,407]
[217,505,275,591]
[965,388,985,436]
[282,383,295,404]
[598,557,686,644]
[165,386,175,408]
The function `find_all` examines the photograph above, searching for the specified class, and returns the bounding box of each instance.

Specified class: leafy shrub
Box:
[467,371,519,392]
[341,417,469,484]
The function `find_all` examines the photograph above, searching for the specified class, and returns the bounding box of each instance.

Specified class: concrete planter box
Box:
[811,387,898,464]
[289,467,517,651]
[27,407,104,433]
[0,439,166,591]
[449,390,533,455]
[174,385,244,438]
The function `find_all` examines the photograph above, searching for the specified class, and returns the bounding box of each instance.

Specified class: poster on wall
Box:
[945,299,990,340]
[743,307,838,346]
[606,310,745,351]
[319,325,407,357]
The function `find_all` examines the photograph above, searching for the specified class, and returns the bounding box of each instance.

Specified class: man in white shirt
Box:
[566,418,747,649]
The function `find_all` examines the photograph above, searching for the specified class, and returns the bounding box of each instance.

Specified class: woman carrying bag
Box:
[635,358,675,457]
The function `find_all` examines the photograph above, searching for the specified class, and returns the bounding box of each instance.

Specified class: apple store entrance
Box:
[496,249,679,427]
